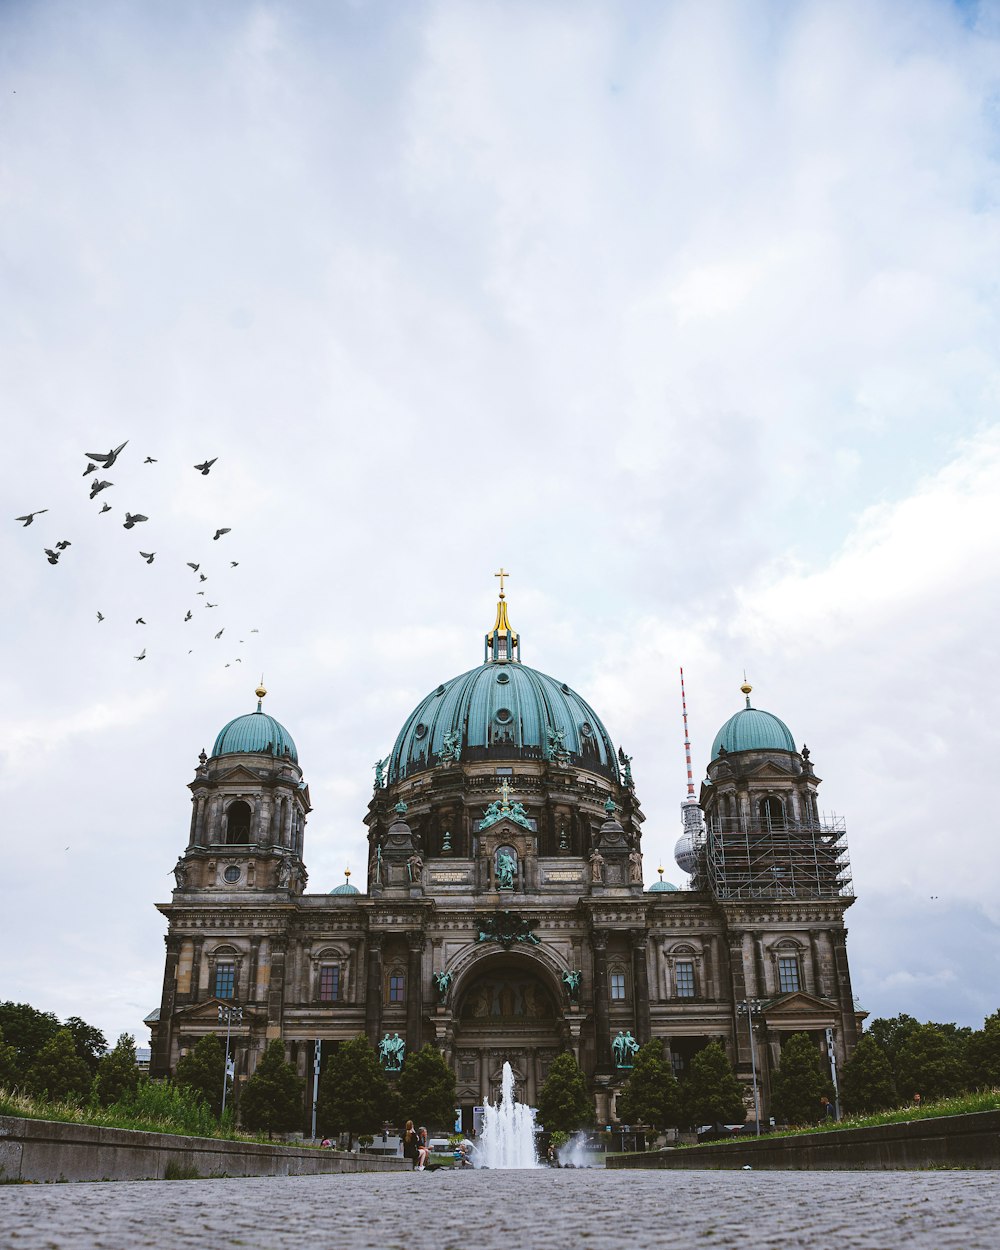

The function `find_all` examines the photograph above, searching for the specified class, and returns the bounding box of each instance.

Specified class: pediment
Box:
[214,764,266,785]
[762,990,837,1018]
[174,998,266,1024]
[743,759,798,781]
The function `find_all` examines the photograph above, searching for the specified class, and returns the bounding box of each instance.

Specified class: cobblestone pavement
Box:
[2,1168,999,1250]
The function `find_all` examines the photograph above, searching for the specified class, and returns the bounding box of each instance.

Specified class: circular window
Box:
[415,723,428,739]
[580,722,593,738]
[495,708,512,724]
[496,671,510,684]
[561,682,571,694]
[223,865,241,883]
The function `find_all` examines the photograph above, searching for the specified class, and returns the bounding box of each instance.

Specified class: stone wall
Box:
[607,1110,1000,1171]
[0,1117,410,1183]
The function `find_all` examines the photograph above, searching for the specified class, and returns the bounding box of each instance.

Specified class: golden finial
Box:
[344,869,351,880]
[494,567,510,599]
[657,865,665,878]
[740,674,752,709]
[255,677,267,712]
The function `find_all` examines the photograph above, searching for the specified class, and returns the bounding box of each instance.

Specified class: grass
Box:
[675,1089,1000,1149]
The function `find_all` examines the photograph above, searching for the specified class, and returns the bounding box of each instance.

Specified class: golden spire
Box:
[494,567,510,598]
[741,672,752,708]
[486,568,518,656]
[255,678,267,712]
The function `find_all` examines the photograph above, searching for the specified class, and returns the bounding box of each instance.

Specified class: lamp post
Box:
[218,1004,242,1119]
[737,998,763,1136]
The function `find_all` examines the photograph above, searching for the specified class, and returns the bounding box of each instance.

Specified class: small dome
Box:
[648,879,679,893]
[212,709,298,762]
[711,706,795,758]
[330,870,359,895]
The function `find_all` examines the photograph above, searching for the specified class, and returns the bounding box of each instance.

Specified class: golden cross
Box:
[494,567,510,598]
[496,777,511,807]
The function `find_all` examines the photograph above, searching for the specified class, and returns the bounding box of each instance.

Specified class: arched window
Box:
[760,796,785,829]
[609,964,628,1001]
[386,967,406,1003]
[225,800,252,844]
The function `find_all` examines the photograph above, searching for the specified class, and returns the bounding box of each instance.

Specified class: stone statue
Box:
[562,969,582,1002]
[628,849,643,884]
[509,801,529,823]
[618,748,634,788]
[378,1032,405,1071]
[172,857,188,888]
[589,849,605,883]
[439,729,461,762]
[546,725,569,762]
[433,970,452,1004]
[612,1029,639,1067]
[496,849,516,889]
[373,758,386,790]
[277,858,293,888]
[407,853,423,884]
[372,843,382,886]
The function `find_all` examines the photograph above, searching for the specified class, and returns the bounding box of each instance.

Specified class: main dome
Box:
[389,661,620,782]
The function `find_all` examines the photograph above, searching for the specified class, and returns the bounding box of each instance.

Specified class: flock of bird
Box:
[16,441,259,666]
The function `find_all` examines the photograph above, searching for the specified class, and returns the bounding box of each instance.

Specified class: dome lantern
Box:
[484,567,520,664]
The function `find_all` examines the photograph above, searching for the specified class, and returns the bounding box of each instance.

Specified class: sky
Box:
[2,0,999,1048]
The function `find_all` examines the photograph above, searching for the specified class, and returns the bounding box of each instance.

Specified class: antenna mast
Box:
[680,666,696,799]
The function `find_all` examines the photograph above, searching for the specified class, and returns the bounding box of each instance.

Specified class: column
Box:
[630,931,651,1045]
[253,795,263,843]
[194,795,207,846]
[591,929,612,1071]
[406,932,425,1052]
[364,933,383,1047]
[187,800,198,848]
[831,929,859,1051]
[248,938,261,1005]
[152,934,182,1077]
[267,937,287,1024]
[706,935,719,1000]
[752,932,768,997]
[191,937,204,1003]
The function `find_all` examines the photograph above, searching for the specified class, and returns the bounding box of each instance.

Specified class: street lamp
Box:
[218,1004,243,1119]
[737,998,763,1137]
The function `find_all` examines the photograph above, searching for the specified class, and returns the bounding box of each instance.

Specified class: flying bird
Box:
[230,561,239,568]
[215,628,224,639]
[196,590,206,596]
[135,648,146,661]
[83,462,98,476]
[213,528,230,540]
[187,563,200,572]
[16,509,48,526]
[123,513,148,529]
[234,658,242,663]
[144,456,157,464]
[139,551,155,564]
[184,611,192,621]
[250,628,259,633]
[206,602,217,608]
[44,548,60,565]
[97,612,104,622]
[99,503,111,514]
[136,617,146,625]
[55,540,71,550]
[89,479,113,499]
[194,458,217,475]
[225,663,231,668]
[199,573,207,582]
[85,440,128,468]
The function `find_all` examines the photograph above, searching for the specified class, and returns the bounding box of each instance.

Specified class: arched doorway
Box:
[451,954,566,1133]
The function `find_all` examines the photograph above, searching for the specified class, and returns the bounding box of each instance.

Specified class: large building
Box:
[149,586,860,1126]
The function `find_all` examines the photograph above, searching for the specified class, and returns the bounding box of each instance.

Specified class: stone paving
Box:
[2,1168,999,1249]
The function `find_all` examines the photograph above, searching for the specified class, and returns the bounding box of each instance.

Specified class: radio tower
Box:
[675,667,705,879]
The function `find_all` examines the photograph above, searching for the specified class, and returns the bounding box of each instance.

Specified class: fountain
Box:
[474,1061,539,1168]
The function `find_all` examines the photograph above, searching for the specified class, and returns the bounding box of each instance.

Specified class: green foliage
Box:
[396,1044,458,1134]
[110,1078,221,1137]
[175,1033,227,1118]
[62,1017,109,1075]
[840,1034,897,1114]
[0,1002,61,1083]
[0,1025,18,1088]
[680,1042,746,1128]
[94,1033,141,1108]
[535,1051,593,1134]
[968,1010,1000,1090]
[240,1040,305,1136]
[25,1028,93,1103]
[865,1014,921,1072]
[318,1036,391,1145]
[617,1041,682,1130]
[770,1033,833,1126]
[896,1022,969,1102]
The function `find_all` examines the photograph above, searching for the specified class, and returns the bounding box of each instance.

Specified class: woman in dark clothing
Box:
[402,1120,422,1169]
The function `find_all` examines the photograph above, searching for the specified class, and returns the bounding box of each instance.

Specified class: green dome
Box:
[648,879,679,893]
[330,878,360,895]
[711,704,795,758]
[212,707,298,762]
[389,660,619,783]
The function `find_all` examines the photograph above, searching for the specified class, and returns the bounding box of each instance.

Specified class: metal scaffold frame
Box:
[706,816,852,901]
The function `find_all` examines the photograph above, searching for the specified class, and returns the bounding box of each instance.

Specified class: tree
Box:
[617,1041,682,1131]
[968,1009,1000,1090]
[840,1034,897,1114]
[63,1017,109,1076]
[680,1042,746,1129]
[94,1033,141,1107]
[896,1023,968,1102]
[25,1028,93,1103]
[535,1051,593,1134]
[240,1040,305,1136]
[0,1025,19,1088]
[317,1036,391,1148]
[175,1033,227,1118]
[769,1033,832,1126]
[396,1044,457,1134]
[0,1002,61,1083]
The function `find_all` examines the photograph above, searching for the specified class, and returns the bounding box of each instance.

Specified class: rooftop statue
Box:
[439,729,461,762]
[562,969,582,1002]
[378,1033,405,1071]
[433,970,453,1004]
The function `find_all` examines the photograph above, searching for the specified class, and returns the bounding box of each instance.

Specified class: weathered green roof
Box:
[711,706,795,758]
[389,661,619,783]
[212,709,298,762]
[648,879,679,893]
[330,880,360,895]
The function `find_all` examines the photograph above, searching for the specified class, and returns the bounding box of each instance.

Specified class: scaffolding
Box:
[706,815,852,901]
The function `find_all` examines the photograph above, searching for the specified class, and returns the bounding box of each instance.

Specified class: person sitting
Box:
[416,1126,430,1170]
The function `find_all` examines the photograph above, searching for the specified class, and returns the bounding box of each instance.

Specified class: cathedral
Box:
[149,582,860,1127]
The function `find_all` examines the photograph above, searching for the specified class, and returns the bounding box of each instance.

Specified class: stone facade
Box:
[149,601,861,1128]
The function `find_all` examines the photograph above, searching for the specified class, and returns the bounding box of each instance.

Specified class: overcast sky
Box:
[2,0,999,1048]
